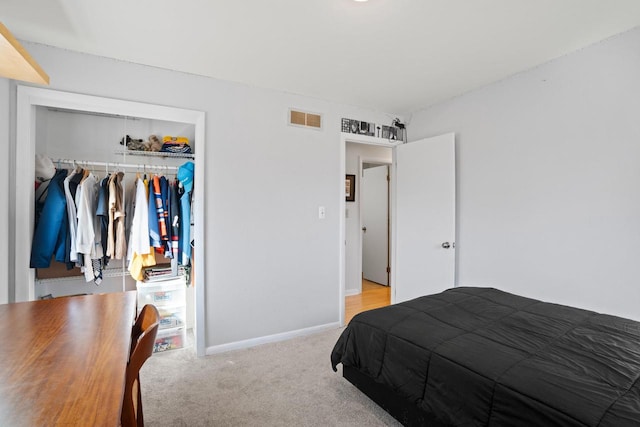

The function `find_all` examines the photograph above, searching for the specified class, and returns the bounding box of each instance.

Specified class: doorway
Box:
[343,141,392,322]
[339,132,456,327]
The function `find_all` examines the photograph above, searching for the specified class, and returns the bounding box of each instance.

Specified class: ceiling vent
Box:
[289,108,322,130]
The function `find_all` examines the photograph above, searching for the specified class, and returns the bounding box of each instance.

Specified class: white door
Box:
[362,165,389,286]
[393,133,456,303]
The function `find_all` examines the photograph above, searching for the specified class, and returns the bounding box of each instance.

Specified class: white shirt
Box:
[127,177,151,262]
[75,172,101,281]
[63,170,79,263]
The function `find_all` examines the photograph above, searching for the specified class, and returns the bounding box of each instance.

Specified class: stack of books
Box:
[143,265,185,282]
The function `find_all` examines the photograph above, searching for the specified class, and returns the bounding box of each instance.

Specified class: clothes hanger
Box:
[77,162,90,183]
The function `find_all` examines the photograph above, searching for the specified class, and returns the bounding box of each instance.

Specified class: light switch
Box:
[318,206,326,219]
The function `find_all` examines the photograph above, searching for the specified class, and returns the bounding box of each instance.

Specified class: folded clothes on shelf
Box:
[161,136,192,154]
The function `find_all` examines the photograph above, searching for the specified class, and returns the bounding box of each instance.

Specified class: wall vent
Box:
[288,108,322,130]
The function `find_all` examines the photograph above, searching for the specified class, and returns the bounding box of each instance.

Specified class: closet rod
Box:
[53,158,180,171]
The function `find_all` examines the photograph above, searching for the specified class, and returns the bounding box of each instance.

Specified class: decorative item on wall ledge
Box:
[380,125,397,140]
[345,174,356,202]
[341,118,376,137]
[341,117,405,142]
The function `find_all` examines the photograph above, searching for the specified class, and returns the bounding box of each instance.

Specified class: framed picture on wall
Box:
[345,174,355,202]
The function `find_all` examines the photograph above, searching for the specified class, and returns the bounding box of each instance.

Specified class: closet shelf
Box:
[54,158,180,171]
[115,149,194,159]
[35,268,131,284]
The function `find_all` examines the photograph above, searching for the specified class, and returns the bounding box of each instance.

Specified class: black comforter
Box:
[331,287,640,426]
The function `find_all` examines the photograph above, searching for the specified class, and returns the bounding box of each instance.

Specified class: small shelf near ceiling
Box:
[115,149,195,159]
[0,22,49,85]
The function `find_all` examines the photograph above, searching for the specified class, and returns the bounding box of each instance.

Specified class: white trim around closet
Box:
[15,86,207,357]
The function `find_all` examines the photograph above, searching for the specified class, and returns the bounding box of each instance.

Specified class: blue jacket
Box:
[179,187,191,266]
[30,169,69,268]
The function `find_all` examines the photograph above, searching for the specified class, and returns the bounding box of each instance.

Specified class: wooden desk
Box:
[0,291,137,427]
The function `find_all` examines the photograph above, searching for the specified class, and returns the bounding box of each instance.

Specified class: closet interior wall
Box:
[34,106,195,300]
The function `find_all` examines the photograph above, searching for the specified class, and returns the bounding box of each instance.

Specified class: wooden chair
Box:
[122,304,159,427]
[130,304,160,357]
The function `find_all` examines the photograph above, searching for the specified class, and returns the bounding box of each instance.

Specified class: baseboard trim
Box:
[205,322,341,356]
[345,289,360,296]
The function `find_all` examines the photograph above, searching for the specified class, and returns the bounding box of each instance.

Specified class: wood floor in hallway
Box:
[345,279,391,324]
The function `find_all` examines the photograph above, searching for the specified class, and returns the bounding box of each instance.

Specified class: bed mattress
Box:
[331,287,640,426]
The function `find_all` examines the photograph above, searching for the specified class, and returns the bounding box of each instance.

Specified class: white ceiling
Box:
[3,0,640,115]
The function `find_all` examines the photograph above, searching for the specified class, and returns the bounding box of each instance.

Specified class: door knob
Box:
[441,242,451,249]
[362,227,367,232]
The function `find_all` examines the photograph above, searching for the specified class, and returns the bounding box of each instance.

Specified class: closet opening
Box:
[15,87,206,356]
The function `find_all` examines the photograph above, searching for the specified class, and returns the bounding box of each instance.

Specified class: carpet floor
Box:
[141,327,402,426]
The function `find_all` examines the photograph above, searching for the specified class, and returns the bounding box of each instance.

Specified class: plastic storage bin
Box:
[137,277,186,309]
[137,276,187,352]
[154,327,186,352]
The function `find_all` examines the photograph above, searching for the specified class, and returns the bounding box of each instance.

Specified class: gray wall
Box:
[0,78,9,304]
[408,27,640,320]
[5,42,398,347]
[7,24,639,342]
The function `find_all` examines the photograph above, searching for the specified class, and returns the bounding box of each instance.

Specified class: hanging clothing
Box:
[144,176,149,198]
[30,168,69,268]
[160,176,171,257]
[32,161,193,283]
[168,180,180,261]
[177,183,184,264]
[106,174,116,258]
[124,181,136,248]
[75,171,96,256]
[152,175,169,251]
[177,162,194,266]
[107,171,127,259]
[148,176,161,249]
[63,169,84,264]
[126,178,150,261]
[179,183,192,266]
[73,170,91,269]
[75,172,103,283]
[113,172,127,260]
[96,175,110,266]
[128,177,156,281]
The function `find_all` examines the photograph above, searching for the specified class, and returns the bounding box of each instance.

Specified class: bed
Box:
[331,287,640,426]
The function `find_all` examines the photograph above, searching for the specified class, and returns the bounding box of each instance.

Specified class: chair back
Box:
[130,304,160,357]
[122,304,159,427]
